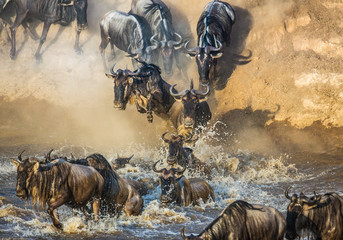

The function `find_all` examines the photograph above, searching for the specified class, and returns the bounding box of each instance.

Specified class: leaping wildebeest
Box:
[105,62,176,123]
[285,187,343,240]
[169,80,212,138]
[153,160,215,207]
[9,0,88,60]
[185,0,235,86]
[181,200,286,240]
[11,151,103,229]
[130,0,186,77]
[99,10,159,69]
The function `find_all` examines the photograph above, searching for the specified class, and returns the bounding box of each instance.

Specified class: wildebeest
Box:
[181,200,286,240]
[153,160,214,207]
[105,62,176,123]
[99,10,158,69]
[130,0,185,77]
[11,151,103,229]
[185,0,235,86]
[9,0,88,60]
[112,154,134,170]
[285,187,343,240]
[68,153,143,216]
[169,80,212,138]
[161,132,212,178]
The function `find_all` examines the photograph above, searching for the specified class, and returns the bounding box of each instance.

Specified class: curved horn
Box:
[59,0,74,6]
[70,153,75,161]
[110,63,116,75]
[172,165,186,174]
[152,160,164,173]
[146,33,160,53]
[161,132,170,143]
[191,84,210,96]
[170,84,189,98]
[167,32,183,48]
[285,186,292,200]
[128,154,134,161]
[43,149,54,163]
[184,40,199,54]
[206,38,223,53]
[18,150,25,162]
[180,227,187,240]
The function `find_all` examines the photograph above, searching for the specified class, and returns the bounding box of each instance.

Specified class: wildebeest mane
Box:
[143,0,174,40]
[199,200,262,239]
[139,62,162,75]
[197,1,235,47]
[130,13,152,51]
[28,159,70,209]
[69,153,120,202]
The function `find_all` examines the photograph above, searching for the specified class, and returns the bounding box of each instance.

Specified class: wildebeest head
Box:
[153,160,186,206]
[113,154,134,169]
[161,132,184,165]
[170,80,210,129]
[150,33,183,76]
[11,151,40,200]
[105,64,141,110]
[185,40,223,84]
[285,187,321,240]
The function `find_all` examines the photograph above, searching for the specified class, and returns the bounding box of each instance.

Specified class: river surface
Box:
[1,127,342,240]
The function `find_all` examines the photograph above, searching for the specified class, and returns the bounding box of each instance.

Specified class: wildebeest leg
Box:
[147,93,153,123]
[74,29,82,54]
[0,19,10,42]
[99,27,110,70]
[92,199,100,221]
[174,51,188,80]
[47,195,69,229]
[10,9,28,59]
[34,21,52,61]
[47,208,62,229]
[22,21,39,41]
[107,43,115,61]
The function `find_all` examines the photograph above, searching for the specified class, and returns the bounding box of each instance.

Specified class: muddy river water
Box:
[0,128,342,239]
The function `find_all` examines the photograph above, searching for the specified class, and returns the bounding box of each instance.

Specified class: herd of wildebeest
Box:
[3,0,343,239]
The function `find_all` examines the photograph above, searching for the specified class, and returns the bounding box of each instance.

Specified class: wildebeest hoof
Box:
[54,223,63,230]
[10,51,16,60]
[35,54,42,63]
[75,48,83,55]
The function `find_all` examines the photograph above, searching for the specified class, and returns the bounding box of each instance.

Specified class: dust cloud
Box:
[0,0,338,155]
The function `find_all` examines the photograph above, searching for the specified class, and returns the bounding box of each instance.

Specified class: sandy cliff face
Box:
[0,0,342,154]
[214,0,343,128]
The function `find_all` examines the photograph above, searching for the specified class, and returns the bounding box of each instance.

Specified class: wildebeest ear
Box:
[128,78,134,84]
[186,52,196,58]
[105,73,115,79]
[33,162,40,173]
[211,51,223,59]
[11,159,20,168]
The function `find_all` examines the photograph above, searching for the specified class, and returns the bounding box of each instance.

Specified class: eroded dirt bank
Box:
[0,0,343,156]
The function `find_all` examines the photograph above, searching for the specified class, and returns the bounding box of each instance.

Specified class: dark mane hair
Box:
[29,159,71,209]
[199,200,262,239]
[143,0,174,40]
[130,13,153,50]
[196,1,235,47]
